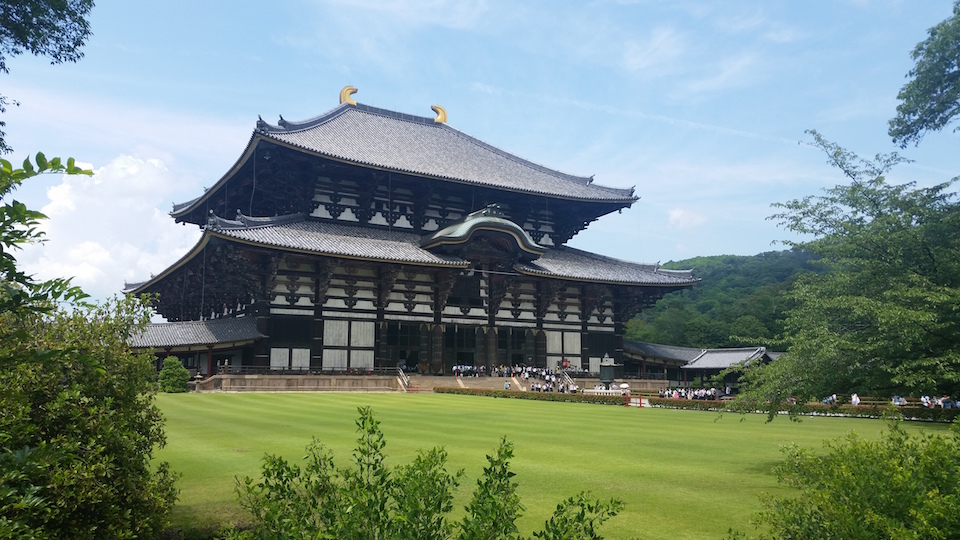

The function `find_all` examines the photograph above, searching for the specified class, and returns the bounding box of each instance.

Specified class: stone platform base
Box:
[193,374,401,393]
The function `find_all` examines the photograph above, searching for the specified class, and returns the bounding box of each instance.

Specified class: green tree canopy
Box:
[737,132,960,405]
[889,0,960,147]
[0,0,94,153]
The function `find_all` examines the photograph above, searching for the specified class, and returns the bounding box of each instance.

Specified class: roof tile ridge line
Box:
[216,215,426,242]
[438,122,637,199]
[435,122,597,186]
[256,102,354,134]
[207,210,307,231]
[353,102,437,125]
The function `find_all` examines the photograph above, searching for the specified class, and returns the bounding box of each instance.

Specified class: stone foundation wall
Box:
[194,374,400,392]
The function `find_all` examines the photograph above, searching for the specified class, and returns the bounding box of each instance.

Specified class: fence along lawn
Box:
[155,393,947,539]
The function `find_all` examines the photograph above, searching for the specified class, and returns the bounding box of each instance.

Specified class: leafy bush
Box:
[647,397,960,423]
[225,406,623,539]
[158,356,191,393]
[732,420,960,539]
[0,155,178,539]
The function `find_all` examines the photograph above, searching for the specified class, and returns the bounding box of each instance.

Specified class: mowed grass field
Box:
[155,393,948,539]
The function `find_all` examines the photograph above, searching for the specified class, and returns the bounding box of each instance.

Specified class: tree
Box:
[0,0,95,153]
[889,1,960,147]
[731,420,960,539]
[736,132,960,407]
[0,155,178,539]
[228,407,623,540]
[158,356,191,393]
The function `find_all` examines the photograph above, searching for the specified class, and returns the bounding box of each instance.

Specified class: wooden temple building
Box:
[127,87,699,378]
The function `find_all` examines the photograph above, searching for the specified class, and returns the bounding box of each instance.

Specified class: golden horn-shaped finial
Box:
[431,104,447,124]
[340,86,358,105]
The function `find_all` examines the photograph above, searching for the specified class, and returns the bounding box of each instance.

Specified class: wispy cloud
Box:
[622,27,685,72]
[683,53,760,95]
[315,0,489,29]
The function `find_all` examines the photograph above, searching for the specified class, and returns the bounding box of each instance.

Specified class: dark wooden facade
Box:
[129,91,698,375]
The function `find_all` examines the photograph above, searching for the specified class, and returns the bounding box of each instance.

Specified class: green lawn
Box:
[155,393,947,539]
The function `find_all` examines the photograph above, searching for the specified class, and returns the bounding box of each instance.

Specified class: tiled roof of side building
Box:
[682,347,767,370]
[623,340,704,362]
[257,103,637,203]
[515,246,698,286]
[130,317,265,348]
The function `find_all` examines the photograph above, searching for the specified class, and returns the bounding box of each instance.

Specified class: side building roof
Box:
[682,347,768,370]
[130,316,265,349]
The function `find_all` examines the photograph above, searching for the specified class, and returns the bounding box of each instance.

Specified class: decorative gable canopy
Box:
[422,204,546,262]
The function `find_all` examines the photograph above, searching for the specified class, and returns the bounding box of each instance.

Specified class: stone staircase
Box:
[405,374,522,393]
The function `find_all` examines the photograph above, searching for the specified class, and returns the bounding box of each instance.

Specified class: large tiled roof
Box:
[682,347,767,370]
[210,215,469,267]
[130,317,265,348]
[515,246,698,286]
[256,103,637,202]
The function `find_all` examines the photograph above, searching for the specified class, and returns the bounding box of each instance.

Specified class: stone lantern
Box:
[598,354,617,390]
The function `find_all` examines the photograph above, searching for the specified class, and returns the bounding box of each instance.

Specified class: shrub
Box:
[225,406,623,539]
[158,356,191,393]
[0,297,179,539]
[732,420,960,539]
[646,397,960,423]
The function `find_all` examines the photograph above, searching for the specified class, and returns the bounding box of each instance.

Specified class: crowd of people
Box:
[818,393,957,408]
[657,387,724,400]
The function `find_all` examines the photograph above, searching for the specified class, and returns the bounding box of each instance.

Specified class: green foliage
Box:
[647,397,960,422]
[227,407,622,540]
[459,438,523,540]
[532,493,624,540]
[625,249,822,348]
[0,154,178,539]
[159,356,191,393]
[737,132,960,407]
[889,1,960,147]
[0,296,179,539]
[0,0,95,153]
[0,154,91,314]
[734,421,960,539]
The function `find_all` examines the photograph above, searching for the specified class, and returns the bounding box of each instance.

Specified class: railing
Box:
[216,366,400,376]
[396,366,410,392]
[558,370,576,389]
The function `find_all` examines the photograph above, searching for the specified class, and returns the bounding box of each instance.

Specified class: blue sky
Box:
[4,0,958,303]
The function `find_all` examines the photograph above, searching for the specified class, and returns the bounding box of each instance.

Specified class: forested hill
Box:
[625,249,824,349]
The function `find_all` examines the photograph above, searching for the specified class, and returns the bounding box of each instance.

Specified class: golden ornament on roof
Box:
[431,104,447,124]
[339,86,358,105]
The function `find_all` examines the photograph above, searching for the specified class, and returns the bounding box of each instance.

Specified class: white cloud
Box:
[19,155,202,302]
[667,207,707,230]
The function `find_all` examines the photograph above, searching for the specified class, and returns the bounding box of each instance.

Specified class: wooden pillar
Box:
[486,326,497,372]
[206,346,213,377]
[430,325,444,374]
